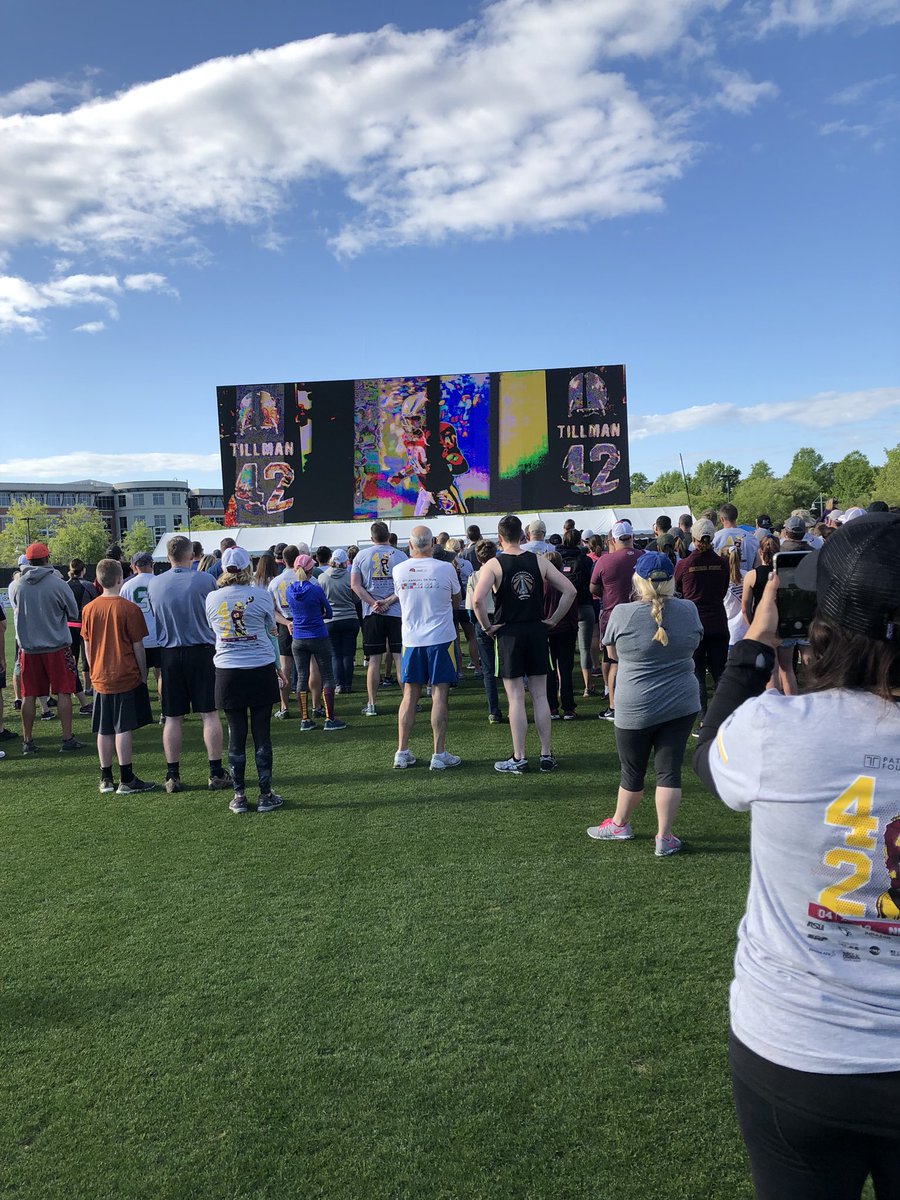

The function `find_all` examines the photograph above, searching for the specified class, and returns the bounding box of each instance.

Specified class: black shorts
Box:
[614,713,697,790]
[91,683,154,735]
[362,613,403,656]
[495,622,550,680]
[145,648,162,670]
[160,644,216,716]
[277,623,293,657]
[454,609,473,632]
[215,664,280,711]
[0,668,5,690]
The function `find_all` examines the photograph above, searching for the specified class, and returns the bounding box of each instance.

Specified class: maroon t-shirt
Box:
[674,548,729,636]
[590,548,645,632]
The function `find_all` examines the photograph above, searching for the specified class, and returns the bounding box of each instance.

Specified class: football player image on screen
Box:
[876,812,900,919]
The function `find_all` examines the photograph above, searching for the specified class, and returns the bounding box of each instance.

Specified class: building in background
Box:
[0,479,225,543]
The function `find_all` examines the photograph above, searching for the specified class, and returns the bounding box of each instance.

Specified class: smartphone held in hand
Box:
[773,551,817,640]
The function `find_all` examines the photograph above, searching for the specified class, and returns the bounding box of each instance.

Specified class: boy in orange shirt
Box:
[81,558,156,794]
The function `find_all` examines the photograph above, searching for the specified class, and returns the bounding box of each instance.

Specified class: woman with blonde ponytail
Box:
[587,552,703,856]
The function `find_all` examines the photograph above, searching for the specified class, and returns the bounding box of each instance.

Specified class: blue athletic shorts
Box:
[400,641,459,686]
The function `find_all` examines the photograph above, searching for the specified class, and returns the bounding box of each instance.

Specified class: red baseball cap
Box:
[25,542,51,561]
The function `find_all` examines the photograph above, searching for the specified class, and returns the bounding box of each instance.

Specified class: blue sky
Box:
[1,0,898,491]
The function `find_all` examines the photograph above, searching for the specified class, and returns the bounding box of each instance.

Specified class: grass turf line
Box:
[0,627,760,1199]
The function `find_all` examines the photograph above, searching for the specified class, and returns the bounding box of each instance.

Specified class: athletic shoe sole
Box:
[116,780,157,795]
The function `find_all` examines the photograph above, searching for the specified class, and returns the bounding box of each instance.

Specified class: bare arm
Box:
[539,558,577,627]
[472,559,502,634]
[740,570,755,624]
[132,641,147,684]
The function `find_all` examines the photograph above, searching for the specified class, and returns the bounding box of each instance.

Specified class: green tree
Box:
[49,506,109,565]
[747,460,773,479]
[0,498,54,564]
[872,443,900,505]
[122,519,157,558]
[650,469,687,497]
[832,450,875,506]
[731,476,796,525]
[630,471,650,493]
[188,516,225,531]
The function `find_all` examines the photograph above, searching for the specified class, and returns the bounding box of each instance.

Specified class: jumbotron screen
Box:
[216,365,630,525]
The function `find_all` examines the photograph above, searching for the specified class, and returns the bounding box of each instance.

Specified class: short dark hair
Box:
[655,515,672,532]
[315,546,331,564]
[437,532,450,546]
[868,500,889,513]
[679,514,692,529]
[370,521,389,543]
[192,541,203,557]
[388,533,398,547]
[466,524,481,541]
[106,544,123,560]
[220,537,236,551]
[282,544,299,567]
[719,503,738,523]
[167,535,192,563]
[498,514,523,543]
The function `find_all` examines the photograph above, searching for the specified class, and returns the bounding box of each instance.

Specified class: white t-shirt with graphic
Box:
[710,687,900,1073]
[205,584,276,669]
[351,544,408,618]
[119,572,158,648]
[392,558,459,647]
[712,527,759,574]
[268,567,296,622]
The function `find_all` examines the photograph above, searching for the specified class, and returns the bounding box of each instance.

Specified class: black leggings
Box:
[730,1036,900,1199]
[614,713,697,791]
[694,632,729,714]
[547,629,576,713]
[225,705,273,795]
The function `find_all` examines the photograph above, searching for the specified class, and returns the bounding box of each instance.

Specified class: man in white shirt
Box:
[713,503,758,574]
[267,544,299,718]
[525,519,553,556]
[351,521,408,716]
[120,551,162,705]
[389,525,461,771]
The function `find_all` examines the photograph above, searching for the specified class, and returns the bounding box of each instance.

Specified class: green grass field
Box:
[0,619,761,1199]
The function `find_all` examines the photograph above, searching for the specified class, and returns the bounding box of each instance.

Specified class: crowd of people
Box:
[2,500,899,1196]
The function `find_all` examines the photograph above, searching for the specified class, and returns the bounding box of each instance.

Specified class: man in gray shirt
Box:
[147,535,229,794]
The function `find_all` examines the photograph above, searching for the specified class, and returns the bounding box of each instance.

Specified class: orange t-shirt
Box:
[81,595,148,695]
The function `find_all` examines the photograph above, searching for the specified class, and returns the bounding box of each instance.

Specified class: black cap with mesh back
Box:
[795,513,900,642]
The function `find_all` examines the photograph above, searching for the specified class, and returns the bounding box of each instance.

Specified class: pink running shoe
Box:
[587,818,633,841]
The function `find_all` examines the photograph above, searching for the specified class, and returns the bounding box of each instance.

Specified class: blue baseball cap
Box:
[634,551,674,582]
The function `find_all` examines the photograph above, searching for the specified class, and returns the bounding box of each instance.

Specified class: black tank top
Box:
[750,563,773,615]
[494,551,544,625]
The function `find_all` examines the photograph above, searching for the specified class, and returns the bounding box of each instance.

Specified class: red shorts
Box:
[19,647,78,697]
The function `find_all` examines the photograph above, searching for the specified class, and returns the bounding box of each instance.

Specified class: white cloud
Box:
[0,269,170,335]
[752,0,900,33]
[827,74,896,104]
[0,76,92,116]
[709,67,778,113]
[0,1,730,262]
[632,386,900,438]
[0,452,221,481]
[73,320,106,334]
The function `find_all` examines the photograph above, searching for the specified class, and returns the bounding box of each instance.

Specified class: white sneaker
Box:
[362,702,378,717]
[430,751,461,770]
[393,750,417,769]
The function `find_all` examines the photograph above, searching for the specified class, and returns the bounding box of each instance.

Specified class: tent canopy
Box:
[151,507,689,561]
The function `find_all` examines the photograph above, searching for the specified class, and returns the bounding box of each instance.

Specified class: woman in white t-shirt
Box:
[205,546,284,815]
[694,514,900,1199]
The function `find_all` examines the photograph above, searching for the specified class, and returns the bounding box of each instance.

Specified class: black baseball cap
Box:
[795,513,900,642]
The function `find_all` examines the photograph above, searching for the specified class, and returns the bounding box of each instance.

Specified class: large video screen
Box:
[216,365,629,525]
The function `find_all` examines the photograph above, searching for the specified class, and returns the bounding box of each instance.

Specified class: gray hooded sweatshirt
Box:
[8,565,78,653]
